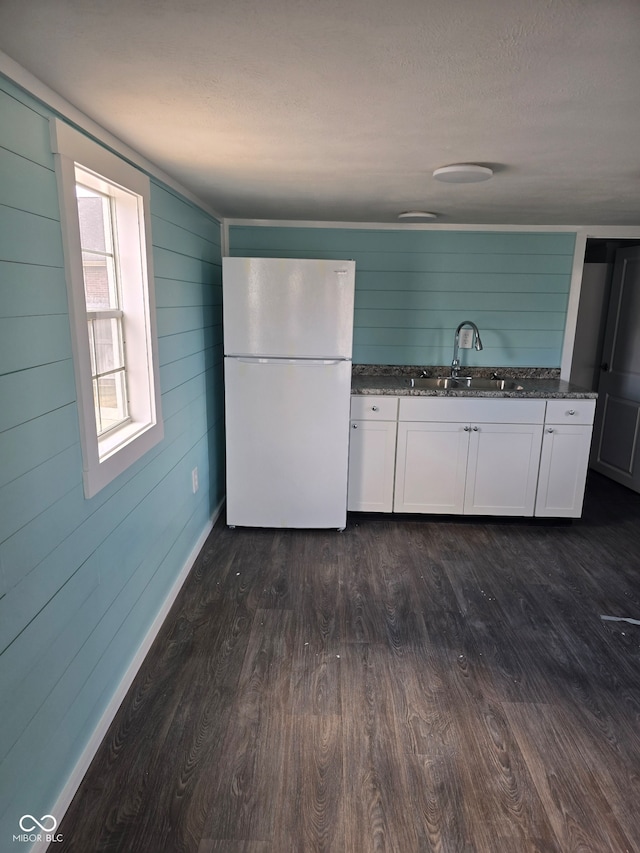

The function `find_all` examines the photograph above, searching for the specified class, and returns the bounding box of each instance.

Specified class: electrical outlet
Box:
[191,467,199,493]
[458,328,474,349]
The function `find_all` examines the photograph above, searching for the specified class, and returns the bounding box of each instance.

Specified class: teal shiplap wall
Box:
[0,77,224,839]
[229,226,577,367]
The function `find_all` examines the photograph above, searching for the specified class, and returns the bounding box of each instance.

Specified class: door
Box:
[347,420,397,512]
[464,423,543,516]
[224,357,351,528]
[222,257,355,358]
[394,422,469,513]
[536,424,593,518]
[590,247,640,492]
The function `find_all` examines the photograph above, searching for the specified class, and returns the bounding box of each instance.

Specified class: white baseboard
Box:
[37,498,225,853]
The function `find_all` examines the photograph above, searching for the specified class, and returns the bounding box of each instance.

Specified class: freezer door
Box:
[224,357,351,528]
[223,257,355,358]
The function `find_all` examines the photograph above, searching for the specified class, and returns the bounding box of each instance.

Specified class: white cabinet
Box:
[348,396,398,512]
[535,399,596,518]
[349,393,596,519]
[395,421,469,513]
[394,398,545,516]
[464,422,543,516]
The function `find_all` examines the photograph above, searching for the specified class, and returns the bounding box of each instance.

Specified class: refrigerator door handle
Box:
[230,356,350,365]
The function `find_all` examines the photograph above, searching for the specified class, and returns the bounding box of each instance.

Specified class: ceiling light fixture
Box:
[433,164,493,183]
[398,210,438,220]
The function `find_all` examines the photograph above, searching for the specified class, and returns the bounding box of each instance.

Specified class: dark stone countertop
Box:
[351,366,597,399]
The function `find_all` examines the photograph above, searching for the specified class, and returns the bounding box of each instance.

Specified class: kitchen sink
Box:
[409,377,525,391]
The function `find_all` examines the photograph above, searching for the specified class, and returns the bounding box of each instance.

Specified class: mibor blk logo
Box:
[19,815,57,833]
[13,814,63,843]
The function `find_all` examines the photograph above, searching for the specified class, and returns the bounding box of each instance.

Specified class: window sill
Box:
[98,419,153,462]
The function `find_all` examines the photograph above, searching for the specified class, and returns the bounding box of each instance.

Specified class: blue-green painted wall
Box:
[229,225,577,368]
[0,77,224,839]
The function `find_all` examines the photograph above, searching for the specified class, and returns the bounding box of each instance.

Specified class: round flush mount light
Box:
[433,164,493,183]
[398,210,438,220]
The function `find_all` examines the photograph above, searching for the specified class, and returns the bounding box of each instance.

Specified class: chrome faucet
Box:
[451,321,483,377]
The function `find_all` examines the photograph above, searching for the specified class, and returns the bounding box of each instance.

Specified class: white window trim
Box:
[51,119,163,498]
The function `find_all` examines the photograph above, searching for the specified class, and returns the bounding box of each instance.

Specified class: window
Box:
[51,120,163,498]
[77,179,129,435]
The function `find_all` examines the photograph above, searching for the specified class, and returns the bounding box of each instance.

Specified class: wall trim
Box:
[226,220,640,233]
[561,231,589,380]
[221,220,230,258]
[34,498,225,853]
[0,49,223,223]
[224,218,586,232]
[582,226,640,238]
[226,220,640,234]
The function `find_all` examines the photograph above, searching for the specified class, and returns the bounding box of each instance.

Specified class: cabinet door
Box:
[394,422,469,513]
[347,420,397,512]
[535,424,593,517]
[465,423,543,516]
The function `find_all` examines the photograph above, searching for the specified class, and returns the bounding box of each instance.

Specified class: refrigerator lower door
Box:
[225,357,351,528]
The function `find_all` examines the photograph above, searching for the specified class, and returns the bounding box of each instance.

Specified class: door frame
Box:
[562,227,640,381]
[588,246,640,490]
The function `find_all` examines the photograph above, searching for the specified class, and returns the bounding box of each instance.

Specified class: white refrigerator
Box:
[222,257,356,529]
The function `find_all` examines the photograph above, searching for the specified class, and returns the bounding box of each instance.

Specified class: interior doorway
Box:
[570,239,640,392]
[573,239,640,492]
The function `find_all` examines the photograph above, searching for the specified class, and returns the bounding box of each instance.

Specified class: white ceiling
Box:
[1,0,639,225]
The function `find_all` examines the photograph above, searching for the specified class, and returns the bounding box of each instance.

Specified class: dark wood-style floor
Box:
[59,472,640,852]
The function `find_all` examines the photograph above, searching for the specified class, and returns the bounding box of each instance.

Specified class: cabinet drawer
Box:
[545,399,596,425]
[398,397,546,424]
[350,395,398,420]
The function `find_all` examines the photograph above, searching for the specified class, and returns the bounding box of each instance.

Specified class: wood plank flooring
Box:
[58,472,640,852]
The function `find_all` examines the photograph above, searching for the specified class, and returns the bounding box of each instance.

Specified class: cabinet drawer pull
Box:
[371,405,379,411]
[567,409,576,416]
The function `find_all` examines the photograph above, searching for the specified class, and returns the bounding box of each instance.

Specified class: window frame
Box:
[76,176,130,436]
[51,119,163,498]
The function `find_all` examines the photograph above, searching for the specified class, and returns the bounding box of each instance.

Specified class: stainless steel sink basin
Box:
[409,377,524,391]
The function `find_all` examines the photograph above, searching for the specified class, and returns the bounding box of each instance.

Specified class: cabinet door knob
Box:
[567,409,576,416]
[464,425,471,432]
[352,423,358,429]
[546,427,554,433]
[371,406,379,411]
[472,426,479,431]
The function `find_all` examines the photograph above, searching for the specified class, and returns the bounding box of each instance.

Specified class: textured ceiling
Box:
[1,0,640,224]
